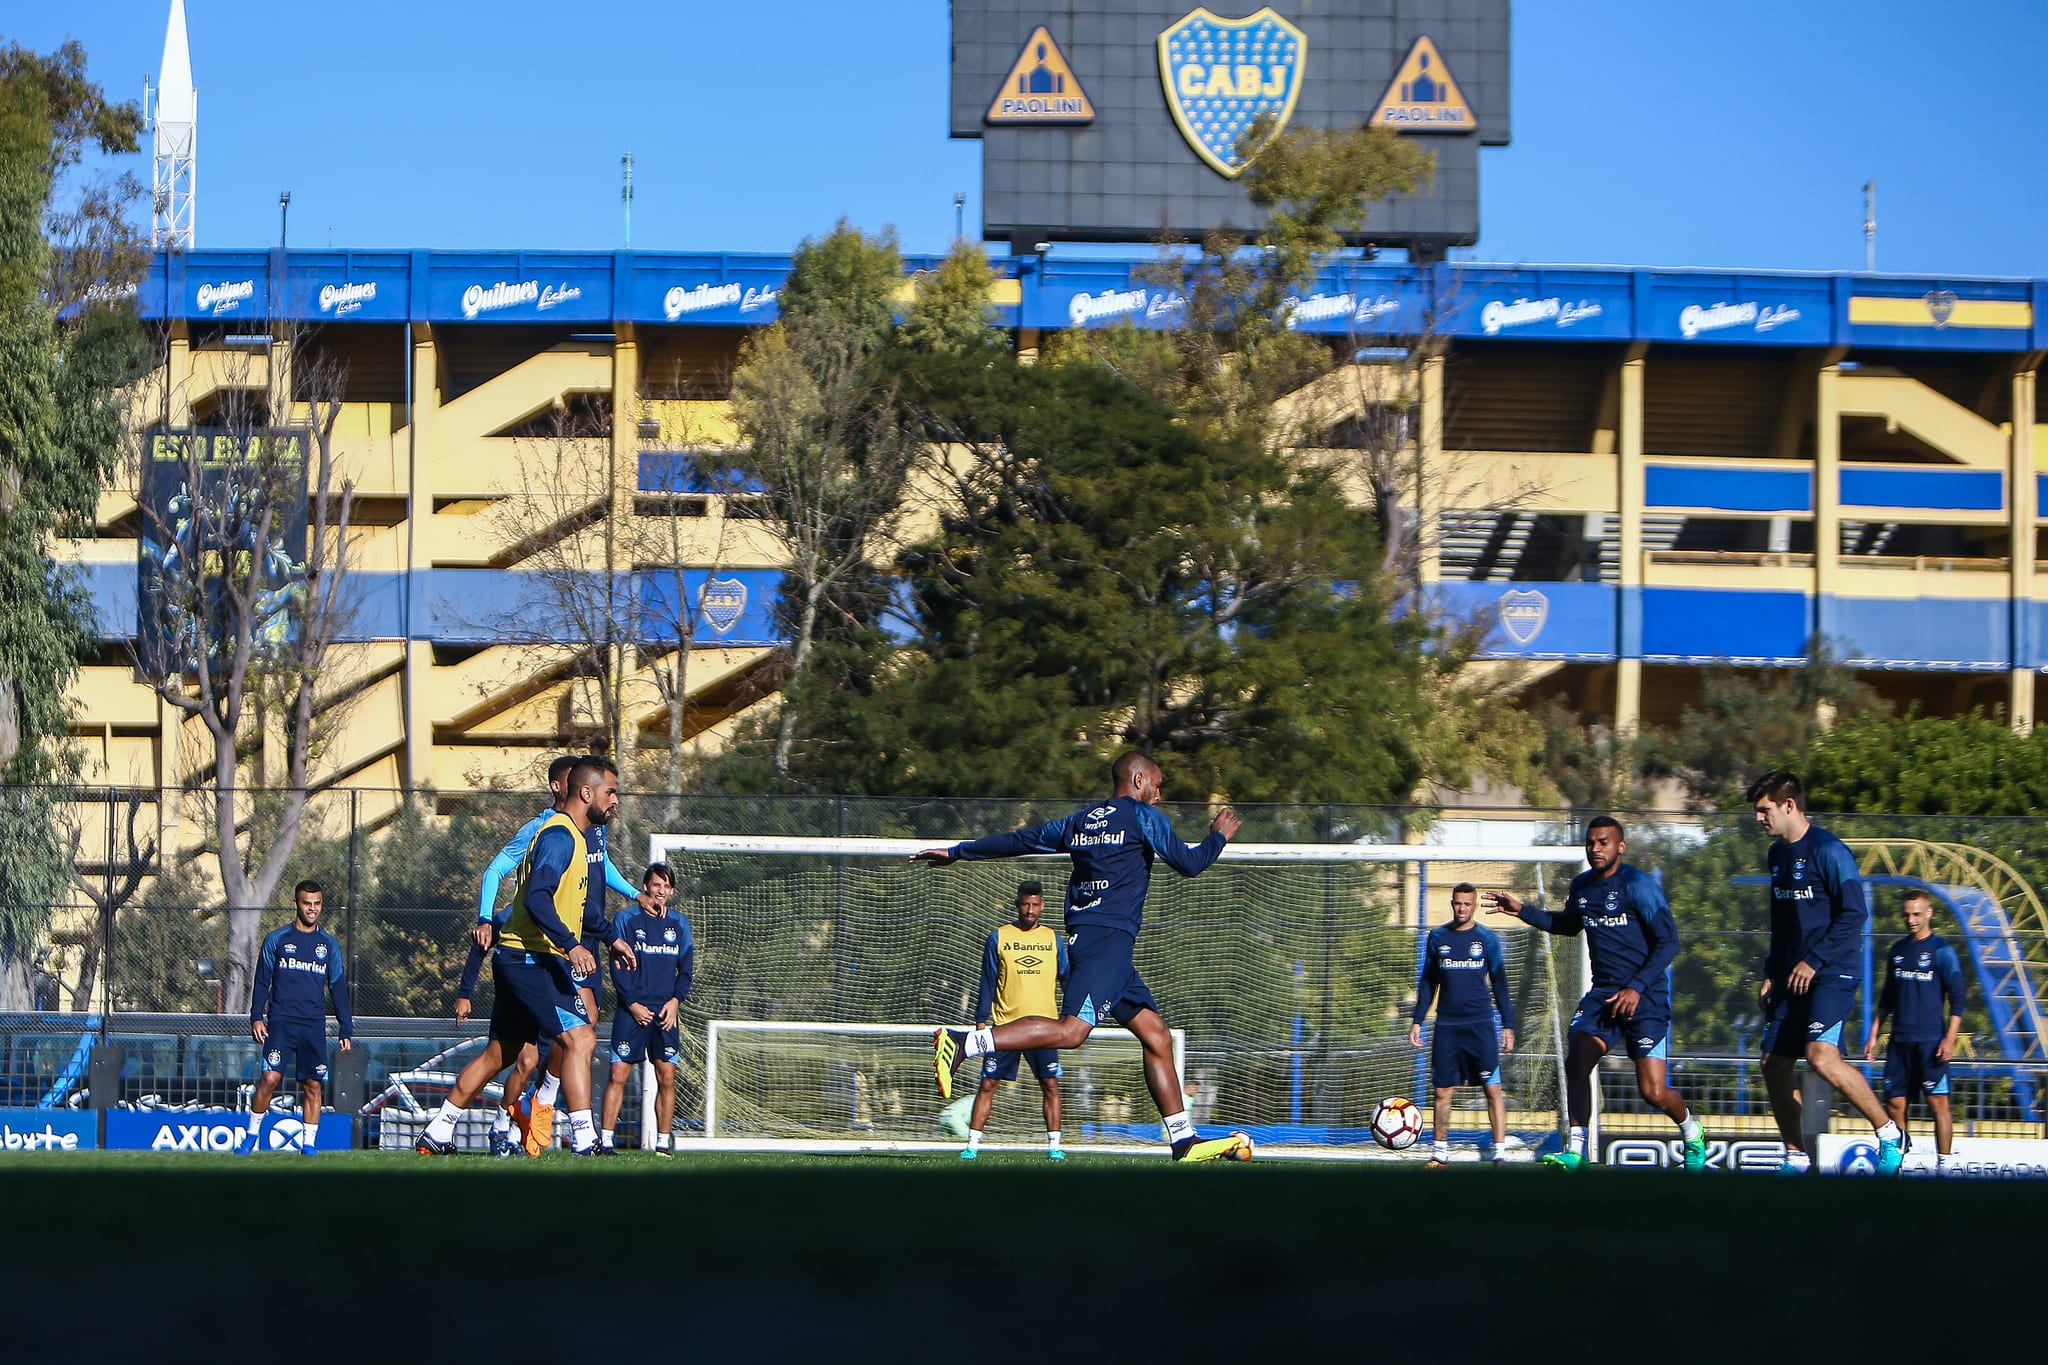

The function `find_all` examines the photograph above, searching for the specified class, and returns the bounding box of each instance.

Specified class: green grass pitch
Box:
[2,1148,2040,1354]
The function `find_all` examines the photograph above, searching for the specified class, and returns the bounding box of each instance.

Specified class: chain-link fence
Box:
[2,787,2044,1137]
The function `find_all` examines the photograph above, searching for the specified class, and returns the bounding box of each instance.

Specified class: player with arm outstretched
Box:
[599,863,694,1155]
[245,880,352,1155]
[1410,882,1515,1167]
[1748,770,1905,1175]
[1488,816,1706,1171]
[417,759,617,1157]
[1862,888,1966,1173]
[959,880,1070,1162]
[914,751,1251,1163]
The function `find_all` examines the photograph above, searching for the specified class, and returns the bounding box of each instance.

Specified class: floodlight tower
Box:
[150,0,197,249]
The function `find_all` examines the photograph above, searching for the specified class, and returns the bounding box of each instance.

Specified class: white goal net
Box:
[652,833,1587,1157]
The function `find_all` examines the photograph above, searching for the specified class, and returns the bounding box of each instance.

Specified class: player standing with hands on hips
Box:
[914,751,1253,1163]
[1487,817,1706,1171]
[1748,770,1905,1175]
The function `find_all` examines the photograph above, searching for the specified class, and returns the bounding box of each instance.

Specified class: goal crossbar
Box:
[705,1019,1183,1146]
[653,834,1588,865]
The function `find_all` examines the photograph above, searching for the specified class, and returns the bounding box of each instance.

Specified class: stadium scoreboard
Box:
[951,0,1511,254]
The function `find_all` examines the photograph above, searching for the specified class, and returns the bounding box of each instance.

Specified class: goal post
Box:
[652,832,1587,1158]
[704,1020,1182,1154]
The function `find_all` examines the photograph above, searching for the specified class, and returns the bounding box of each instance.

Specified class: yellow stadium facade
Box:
[61,250,2048,826]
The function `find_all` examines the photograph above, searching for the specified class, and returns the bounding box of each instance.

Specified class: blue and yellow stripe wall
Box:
[56,248,2048,819]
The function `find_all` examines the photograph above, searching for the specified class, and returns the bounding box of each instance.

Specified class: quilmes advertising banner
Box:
[0,1110,98,1151]
[104,1110,351,1153]
[138,427,311,675]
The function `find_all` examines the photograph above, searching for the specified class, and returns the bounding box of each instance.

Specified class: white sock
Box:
[1679,1110,1702,1143]
[653,1133,672,1151]
[1876,1120,1902,1144]
[299,1123,316,1152]
[1783,1149,1812,1171]
[1936,1152,1950,1173]
[567,1109,595,1152]
[491,1107,513,1136]
[534,1073,561,1107]
[963,1027,995,1058]
[1568,1125,1588,1158]
[246,1107,265,1136]
[1047,1130,1062,1150]
[966,1129,984,1149]
[425,1100,462,1144]
[1433,1140,1450,1160]
[1163,1111,1196,1144]
[601,1129,616,1149]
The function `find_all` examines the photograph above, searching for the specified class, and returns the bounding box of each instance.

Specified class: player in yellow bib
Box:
[958,881,1070,1161]
[417,759,615,1155]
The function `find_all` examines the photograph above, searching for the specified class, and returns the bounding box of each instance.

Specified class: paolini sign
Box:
[952,1,1509,248]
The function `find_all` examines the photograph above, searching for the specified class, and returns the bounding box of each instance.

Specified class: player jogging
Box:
[1748,769,1905,1175]
[1410,882,1515,1167]
[1488,816,1706,1171]
[958,880,1069,1162]
[598,863,694,1155]
[245,880,352,1155]
[1862,889,1966,1174]
[914,751,1252,1163]
[416,759,617,1157]
[461,753,640,1155]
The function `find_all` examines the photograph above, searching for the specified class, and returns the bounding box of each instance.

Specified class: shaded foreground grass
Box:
[1,1150,2038,1357]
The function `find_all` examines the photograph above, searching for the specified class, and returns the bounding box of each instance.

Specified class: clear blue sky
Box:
[19,1,2048,275]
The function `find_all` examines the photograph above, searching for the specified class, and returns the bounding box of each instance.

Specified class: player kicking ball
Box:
[915,752,1253,1163]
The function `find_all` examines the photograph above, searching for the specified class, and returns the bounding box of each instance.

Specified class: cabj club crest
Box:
[700,576,747,634]
[1497,588,1548,646]
[1157,7,1307,178]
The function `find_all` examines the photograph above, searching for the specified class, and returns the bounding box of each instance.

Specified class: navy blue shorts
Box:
[261,1020,329,1083]
[1569,989,1671,1061]
[1883,1039,1951,1100]
[1761,972,1858,1059]
[1430,1020,1502,1088]
[490,952,591,1048]
[610,1012,681,1065]
[982,1047,1062,1083]
[1063,927,1157,1028]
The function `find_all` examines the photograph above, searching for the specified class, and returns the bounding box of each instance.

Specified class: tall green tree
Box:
[716,222,923,784]
[782,349,1494,804]
[1053,120,1431,455]
[0,42,146,1008]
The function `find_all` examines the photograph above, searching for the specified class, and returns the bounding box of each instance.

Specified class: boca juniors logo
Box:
[1497,588,1548,646]
[1157,7,1306,178]
[700,576,747,634]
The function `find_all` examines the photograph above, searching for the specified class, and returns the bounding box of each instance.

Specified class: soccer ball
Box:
[1370,1097,1423,1151]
